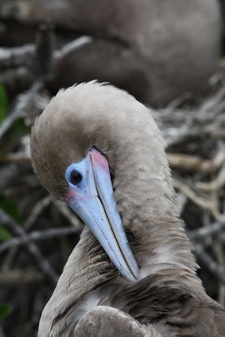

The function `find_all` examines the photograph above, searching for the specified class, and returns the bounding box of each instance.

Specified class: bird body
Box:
[1,0,221,106]
[31,82,225,336]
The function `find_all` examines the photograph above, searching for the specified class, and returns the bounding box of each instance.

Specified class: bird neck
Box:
[111,150,201,289]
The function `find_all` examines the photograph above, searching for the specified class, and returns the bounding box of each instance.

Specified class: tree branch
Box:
[0,226,82,254]
[0,208,58,285]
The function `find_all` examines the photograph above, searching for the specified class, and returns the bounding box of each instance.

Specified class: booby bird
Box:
[31,82,225,337]
[0,0,221,106]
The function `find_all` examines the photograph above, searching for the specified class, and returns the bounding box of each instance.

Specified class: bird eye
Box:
[70,170,82,185]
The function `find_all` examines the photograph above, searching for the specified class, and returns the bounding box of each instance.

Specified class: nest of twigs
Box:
[0,45,225,337]
[153,71,225,304]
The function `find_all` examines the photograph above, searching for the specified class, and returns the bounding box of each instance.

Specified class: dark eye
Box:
[70,170,82,185]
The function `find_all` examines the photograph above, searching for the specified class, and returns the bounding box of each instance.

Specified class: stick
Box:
[0,208,58,285]
[0,226,81,254]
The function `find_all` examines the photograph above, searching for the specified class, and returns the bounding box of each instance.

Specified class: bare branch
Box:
[0,226,81,254]
[173,178,219,216]
[24,194,53,230]
[54,36,92,62]
[192,242,225,283]
[0,35,92,71]
[167,147,225,172]
[0,269,45,286]
[187,221,225,240]
[0,162,31,193]
[53,200,84,230]
[0,45,34,68]
[0,80,43,139]
[0,208,58,285]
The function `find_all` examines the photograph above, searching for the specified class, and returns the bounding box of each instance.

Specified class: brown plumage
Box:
[30,82,225,337]
[1,0,221,106]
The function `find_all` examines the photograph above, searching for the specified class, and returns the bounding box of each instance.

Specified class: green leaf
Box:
[0,303,12,323]
[0,226,12,241]
[0,118,31,159]
[6,118,30,143]
[0,195,22,224]
[0,82,8,124]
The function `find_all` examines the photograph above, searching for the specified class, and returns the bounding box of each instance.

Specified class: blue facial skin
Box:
[64,149,139,283]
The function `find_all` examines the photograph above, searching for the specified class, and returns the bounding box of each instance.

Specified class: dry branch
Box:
[0,80,43,139]
[0,36,91,70]
[193,242,225,283]
[0,226,81,254]
[187,221,225,240]
[0,269,45,286]
[0,208,58,285]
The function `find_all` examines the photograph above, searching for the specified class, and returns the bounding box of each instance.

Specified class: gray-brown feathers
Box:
[31,81,170,200]
[30,82,225,337]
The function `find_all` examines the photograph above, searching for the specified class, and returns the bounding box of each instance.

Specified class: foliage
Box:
[0,82,8,124]
[0,195,22,225]
[0,303,12,324]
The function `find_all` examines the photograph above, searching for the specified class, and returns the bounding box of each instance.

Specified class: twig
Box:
[1,134,31,163]
[0,162,31,193]
[0,226,81,254]
[24,194,53,230]
[53,200,84,229]
[0,35,92,71]
[214,236,225,305]
[33,22,54,80]
[173,178,219,215]
[0,208,58,285]
[0,45,34,68]
[168,153,214,172]
[196,164,225,191]
[192,241,225,283]
[0,80,43,139]
[0,269,45,286]
[167,147,225,172]
[1,152,30,163]
[54,36,92,61]
[187,221,225,240]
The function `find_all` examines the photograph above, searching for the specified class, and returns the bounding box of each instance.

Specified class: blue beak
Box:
[64,148,139,282]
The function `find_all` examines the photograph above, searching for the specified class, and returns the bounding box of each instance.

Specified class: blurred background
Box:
[0,1,225,336]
